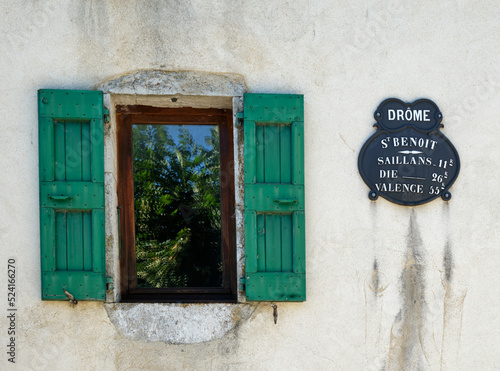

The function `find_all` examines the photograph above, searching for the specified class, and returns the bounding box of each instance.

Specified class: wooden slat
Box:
[265,214,281,272]
[54,121,66,181]
[245,272,305,301]
[40,208,56,272]
[244,210,257,273]
[40,182,105,210]
[55,212,67,270]
[292,122,305,185]
[243,94,303,123]
[92,209,105,273]
[129,287,231,294]
[90,119,104,183]
[293,211,306,273]
[81,121,91,182]
[281,214,293,272]
[256,213,266,272]
[244,184,304,211]
[116,105,231,116]
[67,212,83,270]
[244,120,256,184]
[280,124,292,183]
[131,115,222,125]
[82,212,92,271]
[38,90,103,120]
[256,124,265,183]
[65,122,82,181]
[264,125,280,183]
[39,118,55,182]
[42,271,106,301]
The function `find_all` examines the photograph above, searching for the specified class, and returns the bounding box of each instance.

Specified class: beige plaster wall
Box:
[1,0,500,369]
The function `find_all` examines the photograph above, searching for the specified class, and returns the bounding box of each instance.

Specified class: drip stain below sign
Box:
[358,98,460,206]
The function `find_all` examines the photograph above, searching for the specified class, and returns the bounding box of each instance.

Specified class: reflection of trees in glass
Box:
[133,124,222,288]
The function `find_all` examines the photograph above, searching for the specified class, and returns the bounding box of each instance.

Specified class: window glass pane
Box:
[132,124,222,288]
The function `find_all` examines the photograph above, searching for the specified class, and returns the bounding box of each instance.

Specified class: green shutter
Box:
[38,89,106,301]
[244,94,305,301]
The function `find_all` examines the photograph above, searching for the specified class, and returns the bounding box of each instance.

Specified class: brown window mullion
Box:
[117,114,138,293]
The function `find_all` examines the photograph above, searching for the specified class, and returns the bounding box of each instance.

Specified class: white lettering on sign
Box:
[380,136,437,150]
[379,169,398,178]
[387,108,431,122]
[377,156,433,166]
[374,183,424,194]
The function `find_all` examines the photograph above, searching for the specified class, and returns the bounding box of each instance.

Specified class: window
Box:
[116,106,236,302]
[38,85,306,304]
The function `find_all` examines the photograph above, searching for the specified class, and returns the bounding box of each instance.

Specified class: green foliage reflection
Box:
[133,124,222,288]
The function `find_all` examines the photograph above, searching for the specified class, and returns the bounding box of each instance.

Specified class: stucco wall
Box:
[2,0,500,369]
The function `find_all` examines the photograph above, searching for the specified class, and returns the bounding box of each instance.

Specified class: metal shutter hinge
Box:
[236,112,244,126]
[106,277,114,291]
[103,108,110,123]
[239,277,246,291]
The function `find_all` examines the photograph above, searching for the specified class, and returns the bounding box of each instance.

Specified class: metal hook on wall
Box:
[269,303,278,324]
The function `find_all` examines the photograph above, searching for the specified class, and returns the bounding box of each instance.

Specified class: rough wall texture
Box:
[106,303,256,344]
[2,0,500,369]
[99,70,246,96]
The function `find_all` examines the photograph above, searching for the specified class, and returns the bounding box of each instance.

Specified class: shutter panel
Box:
[38,89,106,301]
[244,94,305,301]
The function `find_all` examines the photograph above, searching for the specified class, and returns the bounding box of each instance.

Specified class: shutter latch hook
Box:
[63,288,78,305]
[269,303,278,324]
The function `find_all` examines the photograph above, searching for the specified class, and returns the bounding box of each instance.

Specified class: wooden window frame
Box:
[116,105,236,303]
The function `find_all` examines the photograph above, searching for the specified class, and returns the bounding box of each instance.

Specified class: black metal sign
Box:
[358,98,460,206]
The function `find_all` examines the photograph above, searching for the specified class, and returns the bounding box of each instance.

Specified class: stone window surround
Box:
[97,70,254,344]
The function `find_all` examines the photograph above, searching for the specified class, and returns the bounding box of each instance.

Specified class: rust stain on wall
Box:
[443,242,453,283]
[384,209,468,370]
[439,203,467,369]
[371,259,380,296]
[439,204,468,369]
[387,211,427,370]
[368,259,389,297]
